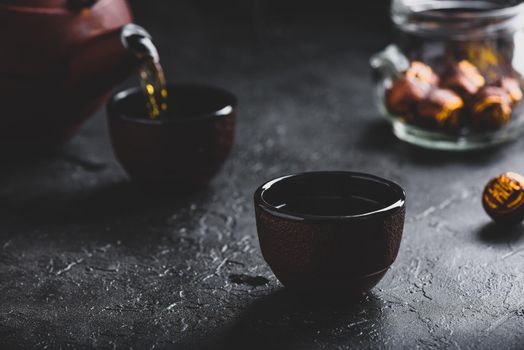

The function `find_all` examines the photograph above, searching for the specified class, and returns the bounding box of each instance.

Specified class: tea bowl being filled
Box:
[254,171,406,296]
[107,26,236,189]
[107,83,236,189]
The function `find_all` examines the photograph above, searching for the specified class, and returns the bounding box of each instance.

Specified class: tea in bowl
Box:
[107,84,236,188]
[254,171,406,295]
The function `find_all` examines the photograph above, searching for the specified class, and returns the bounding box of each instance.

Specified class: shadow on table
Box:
[0,178,207,242]
[357,120,508,166]
[477,222,524,245]
[201,289,384,350]
[0,141,111,185]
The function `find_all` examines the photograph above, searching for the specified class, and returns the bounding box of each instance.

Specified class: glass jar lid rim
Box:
[394,0,524,19]
[393,0,524,37]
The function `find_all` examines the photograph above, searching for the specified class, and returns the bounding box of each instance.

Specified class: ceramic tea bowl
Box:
[254,171,406,295]
[107,84,236,188]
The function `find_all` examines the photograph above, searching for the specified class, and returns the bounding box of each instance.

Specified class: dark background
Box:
[129,1,391,35]
[4,1,524,349]
[126,1,392,85]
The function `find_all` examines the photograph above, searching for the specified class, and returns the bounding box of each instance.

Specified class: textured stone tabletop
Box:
[2,2,524,349]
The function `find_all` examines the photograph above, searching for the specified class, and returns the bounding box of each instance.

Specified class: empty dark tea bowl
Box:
[107,84,236,188]
[254,171,406,295]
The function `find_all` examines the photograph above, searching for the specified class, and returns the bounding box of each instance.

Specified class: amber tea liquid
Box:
[122,25,168,119]
[139,58,168,119]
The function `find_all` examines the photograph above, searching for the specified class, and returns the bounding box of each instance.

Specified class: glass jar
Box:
[371,0,524,150]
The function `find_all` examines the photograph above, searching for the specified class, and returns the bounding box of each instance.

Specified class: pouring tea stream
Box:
[122,25,169,119]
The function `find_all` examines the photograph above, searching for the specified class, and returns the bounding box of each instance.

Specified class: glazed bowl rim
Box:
[254,171,406,221]
[107,83,237,125]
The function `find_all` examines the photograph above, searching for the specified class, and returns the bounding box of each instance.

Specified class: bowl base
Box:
[279,268,390,297]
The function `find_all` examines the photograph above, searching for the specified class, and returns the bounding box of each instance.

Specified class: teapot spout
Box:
[66,24,151,100]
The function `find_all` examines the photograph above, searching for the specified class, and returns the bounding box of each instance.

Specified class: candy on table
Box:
[483,172,524,225]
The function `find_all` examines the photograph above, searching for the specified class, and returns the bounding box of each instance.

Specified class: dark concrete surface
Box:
[2,2,524,349]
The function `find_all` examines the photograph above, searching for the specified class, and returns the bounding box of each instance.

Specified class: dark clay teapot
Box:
[0,0,148,150]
